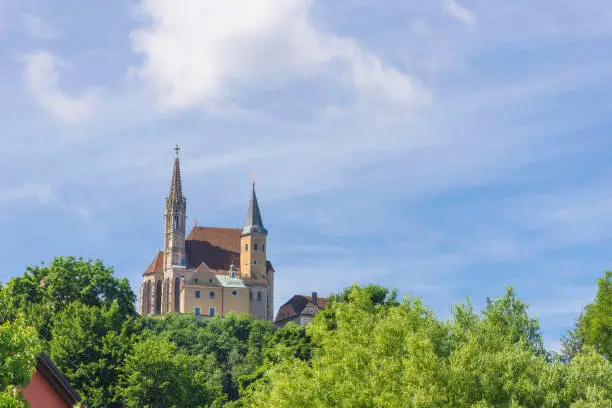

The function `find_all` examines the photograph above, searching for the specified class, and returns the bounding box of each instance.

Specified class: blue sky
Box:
[1,0,612,351]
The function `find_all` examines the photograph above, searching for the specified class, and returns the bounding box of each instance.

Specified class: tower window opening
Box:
[262,244,265,252]
[173,215,178,231]
[257,292,262,302]
[245,244,248,252]
[254,243,258,251]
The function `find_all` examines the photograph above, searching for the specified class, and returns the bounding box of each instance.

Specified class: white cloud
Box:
[21,50,98,125]
[0,182,61,207]
[0,182,95,223]
[443,0,475,26]
[20,13,58,40]
[130,0,428,115]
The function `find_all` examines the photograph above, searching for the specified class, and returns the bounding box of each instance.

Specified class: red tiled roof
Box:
[145,226,275,276]
[143,251,164,276]
[274,294,328,323]
[186,226,274,274]
[186,227,242,272]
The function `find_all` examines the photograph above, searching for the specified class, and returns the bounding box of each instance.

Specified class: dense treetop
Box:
[0,257,610,407]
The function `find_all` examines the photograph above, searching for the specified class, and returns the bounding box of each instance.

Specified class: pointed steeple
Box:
[169,144,183,200]
[242,182,267,236]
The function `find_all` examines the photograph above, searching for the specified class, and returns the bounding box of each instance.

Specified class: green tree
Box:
[246,284,612,408]
[117,337,222,408]
[1,257,136,340]
[48,301,140,407]
[563,271,612,361]
[0,319,41,407]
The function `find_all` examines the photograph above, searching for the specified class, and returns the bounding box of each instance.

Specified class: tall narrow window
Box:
[155,280,162,315]
[262,244,265,252]
[173,215,178,231]
[257,292,262,302]
[254,243,258,251]
[174,277,180,313]
[209,307,216,317]
[245,243,248,252]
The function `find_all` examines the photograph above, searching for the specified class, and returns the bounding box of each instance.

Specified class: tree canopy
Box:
[0,258,610,407]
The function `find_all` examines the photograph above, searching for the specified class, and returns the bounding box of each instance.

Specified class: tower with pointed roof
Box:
[164,145,187,271]
[139,147,276,321]
[240,183,267,279]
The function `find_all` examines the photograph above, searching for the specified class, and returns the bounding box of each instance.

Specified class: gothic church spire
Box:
[169,144,183,200]
[242,182,267,236]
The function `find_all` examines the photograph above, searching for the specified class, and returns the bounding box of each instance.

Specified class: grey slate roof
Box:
[242,183,267,236]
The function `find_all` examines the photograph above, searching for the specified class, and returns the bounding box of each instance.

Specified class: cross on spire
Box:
[174,144,180,157]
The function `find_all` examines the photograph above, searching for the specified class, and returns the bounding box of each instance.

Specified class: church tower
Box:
[240,183,267,279]
[164,145,187,270]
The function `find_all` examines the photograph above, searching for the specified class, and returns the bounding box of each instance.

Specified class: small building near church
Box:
[139,146,275,321]
[21,353,83,408]
[274,292,328,328]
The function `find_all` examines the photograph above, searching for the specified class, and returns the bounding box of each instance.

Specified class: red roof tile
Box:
[143,251,164,276]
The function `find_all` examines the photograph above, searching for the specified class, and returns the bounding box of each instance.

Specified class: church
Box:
[139,146,275,321]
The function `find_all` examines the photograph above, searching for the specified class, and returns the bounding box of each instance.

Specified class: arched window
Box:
[174,277,180,313]
[173,215,178,231]
[144,281,151,315]
[257,291,262,302]
[165,278,170,313]
[155,280,162,315]
[244,243,248,252]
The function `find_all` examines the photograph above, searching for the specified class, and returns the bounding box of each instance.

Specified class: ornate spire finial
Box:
[174,144,180,157]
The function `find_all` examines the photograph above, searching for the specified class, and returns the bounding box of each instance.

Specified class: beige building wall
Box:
[249,286,268,320]
[181,285,250,317]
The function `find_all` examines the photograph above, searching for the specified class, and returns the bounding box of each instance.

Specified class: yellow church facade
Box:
[139,146,275,320]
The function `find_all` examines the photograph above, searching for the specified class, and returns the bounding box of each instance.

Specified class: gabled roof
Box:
[186,227,241,272]
[186,226,274,274]
[36,353,83,406]
[143,251,164,276]
[275,294,328,323]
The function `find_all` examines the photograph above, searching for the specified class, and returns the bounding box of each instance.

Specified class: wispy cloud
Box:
[0,182,95,223]
[20,13,58,40]
[442,0,475,26]
[20,50,99,125]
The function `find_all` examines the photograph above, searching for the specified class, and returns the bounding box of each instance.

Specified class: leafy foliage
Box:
[0,319,41,407]
[0,258,610,408]
[563,272,612,361]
